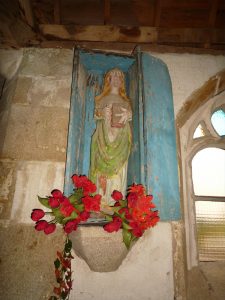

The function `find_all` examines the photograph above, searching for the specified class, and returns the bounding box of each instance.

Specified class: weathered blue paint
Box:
[64,48,180,221]
[141,53,180,221]
[79,50,135,74]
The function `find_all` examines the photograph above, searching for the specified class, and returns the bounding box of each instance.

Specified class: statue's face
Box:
[109,70,122,89]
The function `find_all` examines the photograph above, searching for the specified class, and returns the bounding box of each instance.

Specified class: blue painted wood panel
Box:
[141,53,180,221]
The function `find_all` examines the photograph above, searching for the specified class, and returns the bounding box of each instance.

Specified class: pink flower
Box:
[35,220,48,231]
[44,223,56,235]
[31,209,45,221]
[111,190,123,201]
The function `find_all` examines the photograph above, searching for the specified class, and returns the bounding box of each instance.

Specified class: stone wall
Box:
[0,48,225,300]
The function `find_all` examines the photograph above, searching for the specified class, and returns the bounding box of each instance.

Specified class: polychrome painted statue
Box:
[89,68,132,209]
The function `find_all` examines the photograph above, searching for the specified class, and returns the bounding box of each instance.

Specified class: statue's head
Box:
[95,68,129,102]
[105,68,125,90]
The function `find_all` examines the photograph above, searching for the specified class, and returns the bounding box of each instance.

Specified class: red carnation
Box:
[71,174,96,195]
[82,195,101,212]
[64,220,78,234]
[129,184,145,196]
[111,190,123,201]
[44,223,56,235]
[35,220,48,231]
[60,203,75,217]
[127,192,138,208]
[31,209,45,221]
[49,197,60,208]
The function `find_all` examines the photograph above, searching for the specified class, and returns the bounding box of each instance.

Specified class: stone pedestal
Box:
[69,227,129,272]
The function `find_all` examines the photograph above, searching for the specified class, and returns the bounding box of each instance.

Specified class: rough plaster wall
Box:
[0,48,73,299]
[0,48,225,300]
[152,53,225,116]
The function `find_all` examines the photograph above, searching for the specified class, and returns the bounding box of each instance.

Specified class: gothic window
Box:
[181,91,225,266]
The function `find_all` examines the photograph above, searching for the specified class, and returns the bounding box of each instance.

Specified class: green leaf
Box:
[54,258,60,269]
[38,196,51,209]
[104,215,113,222]
[122,229,132,249]
[74,204,84,212]
[65,239,72,253]
[122,222,132,230]
[111,206,121,214]
[119,200,127,207]
[62,211,78,225]
[68,194,78,204]
[52,208,64,223]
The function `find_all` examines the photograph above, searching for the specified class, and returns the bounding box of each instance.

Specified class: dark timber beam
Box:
[104,0,110,25]
[54,0,61,24]
[18,0,35,28]
[39,24,225,46]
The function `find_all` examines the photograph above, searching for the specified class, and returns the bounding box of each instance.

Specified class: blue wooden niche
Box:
[64,48,180,222]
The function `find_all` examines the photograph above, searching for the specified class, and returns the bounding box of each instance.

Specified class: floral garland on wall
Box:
[31,174,160,300]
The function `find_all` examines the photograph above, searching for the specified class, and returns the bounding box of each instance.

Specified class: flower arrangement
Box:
[31,174,159,300]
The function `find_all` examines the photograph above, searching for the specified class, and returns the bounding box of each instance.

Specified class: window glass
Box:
[192,148,225,197]
[193,123,205,139]
[196,201,225,261]
[211,109,225,136]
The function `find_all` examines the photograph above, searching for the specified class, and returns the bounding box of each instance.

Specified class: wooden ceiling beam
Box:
[54,0,61,24]
[39,24,158,43]
[39,24,225,46]
[208,0,219,27]
[104,0,110,25]
[154,0,162,27]
[18,0,35,28]
[204,0,219,48]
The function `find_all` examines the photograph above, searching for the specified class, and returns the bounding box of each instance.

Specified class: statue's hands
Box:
[115,108,132,124]
[102,104,112,122]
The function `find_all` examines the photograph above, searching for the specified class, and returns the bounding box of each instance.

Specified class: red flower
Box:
[128,184,145,196]
[51,189,63,199]
[64,220,78,234]
[119,207,132,220]
[49,197,60,208]
[129,221,143,237]
[79,211,90,221]
[44,223,56,235]
[127,192,138,208]
[132,227,143,237]
[82,195,101,212]
[71,174,96,195]
[31,209,45,221]
[60,203,75,217]
[111,190,123,201]
[103,216,122,233]
[35,220,48,231]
